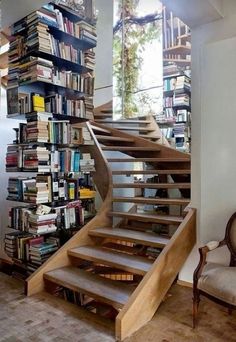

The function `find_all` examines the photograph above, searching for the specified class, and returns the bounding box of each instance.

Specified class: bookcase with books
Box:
[159,7,191,152]
[4,1,98,279]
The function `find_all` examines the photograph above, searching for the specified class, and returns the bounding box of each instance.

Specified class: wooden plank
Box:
[112,169,191,175]
[109,126,155,132]
[108,212,183,225]
[44,266,133,310]
[113,183,191,189]
[115,208,196,340]
[89,228,170,248]
[102,146,160,152]
[95,120,152,124]
[94,113,113,117]
[138,134,161,139]
[112,197,190,206]
[68,246,153,276]
[107,158,190,163]
[96,135,134,142]
[90,125,111,135]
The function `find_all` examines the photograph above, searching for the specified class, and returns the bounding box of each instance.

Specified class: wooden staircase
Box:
[93,101,168,144]
[25,121,196,341]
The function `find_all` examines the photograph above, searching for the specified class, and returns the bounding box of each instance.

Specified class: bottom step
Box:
[44,266,133,310]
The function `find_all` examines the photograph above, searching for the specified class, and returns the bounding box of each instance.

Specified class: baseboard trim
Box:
[177,279,193,288]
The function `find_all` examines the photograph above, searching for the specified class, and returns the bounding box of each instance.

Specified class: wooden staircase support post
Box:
[115,208,196,341]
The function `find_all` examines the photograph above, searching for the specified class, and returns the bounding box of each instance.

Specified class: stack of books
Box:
[28,212,57,235]
[8,206,34,231]
[22,175,51,204]
[6,145,23,172]
[77,21,97,45]
[84,97,94,119]
[175,75,191,91]
[28,237,59,266]
[8,37,24,64]
[4,232,22,258]
[7,177,28,201]
[26,22,52,55]
[173,93,190,107]
[22,146,50,172]
[19,57,53,85]
[81,74,94,95]
[26,113,51,143]
[80,153,95,172]
[83,50,95,70]
[81,127,94,145]
[163,64,181,76]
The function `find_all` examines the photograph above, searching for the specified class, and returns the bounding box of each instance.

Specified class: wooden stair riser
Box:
[95,120,152,124]
[101,146,160,152]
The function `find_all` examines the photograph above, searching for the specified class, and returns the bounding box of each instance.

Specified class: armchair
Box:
[193,212,236,327]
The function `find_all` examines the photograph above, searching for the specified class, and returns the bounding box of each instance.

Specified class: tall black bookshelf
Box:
[4,2,97,279]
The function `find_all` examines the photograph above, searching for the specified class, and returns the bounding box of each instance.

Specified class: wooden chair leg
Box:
[193,292,200,328]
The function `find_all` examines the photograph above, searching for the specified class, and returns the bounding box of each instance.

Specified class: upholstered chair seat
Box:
[198,263,236,305]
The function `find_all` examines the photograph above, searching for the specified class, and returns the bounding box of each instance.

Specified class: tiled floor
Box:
[0,272,235,342]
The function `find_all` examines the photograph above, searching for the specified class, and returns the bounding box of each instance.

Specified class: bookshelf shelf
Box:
[163,58,191,66]
[18,79,89,99]
[19,50,93,74]
[5,2,97,277]
[163,45,191,54]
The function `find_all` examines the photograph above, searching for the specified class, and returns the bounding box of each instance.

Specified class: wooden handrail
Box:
[115,207,196,340]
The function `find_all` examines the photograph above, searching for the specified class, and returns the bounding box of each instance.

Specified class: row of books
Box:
[9,56,94,94]
[7,171,95,204]
[163,75,191,92]
[5,231,59,265]
[8,200,89,233]
[164,94,190,108]
[157,109,189,124]
[7,89,94,119]
[11,4,97,45]
[25,112,91,144]
[6,144,95,173]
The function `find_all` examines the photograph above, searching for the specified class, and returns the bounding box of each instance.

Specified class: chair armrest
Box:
[193,239,226,288]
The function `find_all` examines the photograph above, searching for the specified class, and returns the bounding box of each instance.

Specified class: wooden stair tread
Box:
[68,246,152,276]
[95,135,134,142]
[89,228,169,248]
[107,157,190,163]
[110,126,155,132]
[44,266,132,309]
[112,169,191,175]
[90,125,111,135]
[95,120,152,124]
[94,113,113,117]
[138,134,161,139]
[108,212,183,225]
[112,196,190,205]
[100,109,113,113]
[113,183,191,189]
[102,146,160,151]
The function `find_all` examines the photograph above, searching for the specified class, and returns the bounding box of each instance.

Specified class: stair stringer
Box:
[115,207,196,341]
[26,127,114,296]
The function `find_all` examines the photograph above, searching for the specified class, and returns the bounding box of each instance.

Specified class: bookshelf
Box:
[4,2,97,279]
[160,7,191,152]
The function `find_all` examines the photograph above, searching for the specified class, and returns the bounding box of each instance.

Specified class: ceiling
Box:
[1,0,48,28]
[161,0,224,28]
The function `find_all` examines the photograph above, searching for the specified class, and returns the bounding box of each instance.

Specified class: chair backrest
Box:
[225,212,236,266]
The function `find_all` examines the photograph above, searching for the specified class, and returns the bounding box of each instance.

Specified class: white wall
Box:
[179,0,236,282]
[94,0,113,107]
